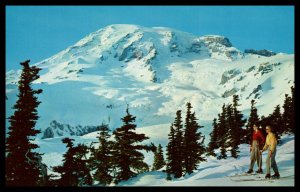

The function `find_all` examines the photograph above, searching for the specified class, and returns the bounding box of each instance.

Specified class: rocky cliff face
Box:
[244,49,277,57]
[42,120,100,139]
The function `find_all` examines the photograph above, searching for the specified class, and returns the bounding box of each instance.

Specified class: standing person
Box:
[246,124,265,174]
[261,125,280,179]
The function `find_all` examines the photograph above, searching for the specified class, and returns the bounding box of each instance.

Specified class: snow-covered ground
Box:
[37,128,294,186]
[118,134,294,186]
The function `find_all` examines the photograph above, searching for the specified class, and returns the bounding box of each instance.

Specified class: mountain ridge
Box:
[5,24,294,137]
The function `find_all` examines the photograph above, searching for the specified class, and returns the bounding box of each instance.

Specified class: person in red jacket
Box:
[246,124,265,174]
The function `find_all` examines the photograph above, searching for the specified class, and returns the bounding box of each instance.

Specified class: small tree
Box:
[172,110,184,178]
[245,100,260,144]
[226,104,239,158]
[232,95,246,146]
[183,102,206,174]
[184,111,206,174]
[6,60,44,186]
[113,107,154,183]
[269,105,283,141]
[207,118,219,157]
[260,115,270,136]
[90,124,113,186]
[282,87,294,134]
[227,95,246,158]
[53,138,92,186]
[166,110,185,178]
[217,104,228,159]
[290,86,295,133]
[166,123,176,177]
[152,144,166,171]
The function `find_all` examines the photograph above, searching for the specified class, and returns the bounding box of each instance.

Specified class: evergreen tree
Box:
[113,107,154,183]
[290,86,295,133]
[207,118,219,157]
[245,100,260,144]
[282,94,292,133]
[219,140,227,160]
[166,123,176,177]
[53,138,92,186]
[183,102,192,173]
[269,105,283,141]
[152,144,166,171]
[232,95,247,146]
[183,103,206,174]
[217,104,227,159]
[185,112,206,174]
[260,115,270,136]
[224,95,246,158]
[6,60,44,186]
[226,104,239,158]
[282,86,294,133]
[90,124,113,186]
[172,110,184,178]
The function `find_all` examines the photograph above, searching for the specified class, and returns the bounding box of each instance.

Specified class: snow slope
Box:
[6,24,294,138]
[36,132,294,186]
[117,134,294,186]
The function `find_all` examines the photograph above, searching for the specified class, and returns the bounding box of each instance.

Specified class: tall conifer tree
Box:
[245,100,260,144]
[166,123,176,178]
[183,103,206,174]
[218,104,227,159]
[172,110,184,178]
[282,87,294,133]
[90,124,113,186]
[6,60,44,186]
[113,107,154,182]
[226,104,239,158]
[232,95,246,146]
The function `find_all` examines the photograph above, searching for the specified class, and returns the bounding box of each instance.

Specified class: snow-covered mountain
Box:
[6,24,294,137]
[41,120,100,139]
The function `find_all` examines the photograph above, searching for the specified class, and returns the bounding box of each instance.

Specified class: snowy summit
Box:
[6,24,294,136]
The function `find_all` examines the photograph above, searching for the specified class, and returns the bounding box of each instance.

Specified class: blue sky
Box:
[6,6,294,71]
